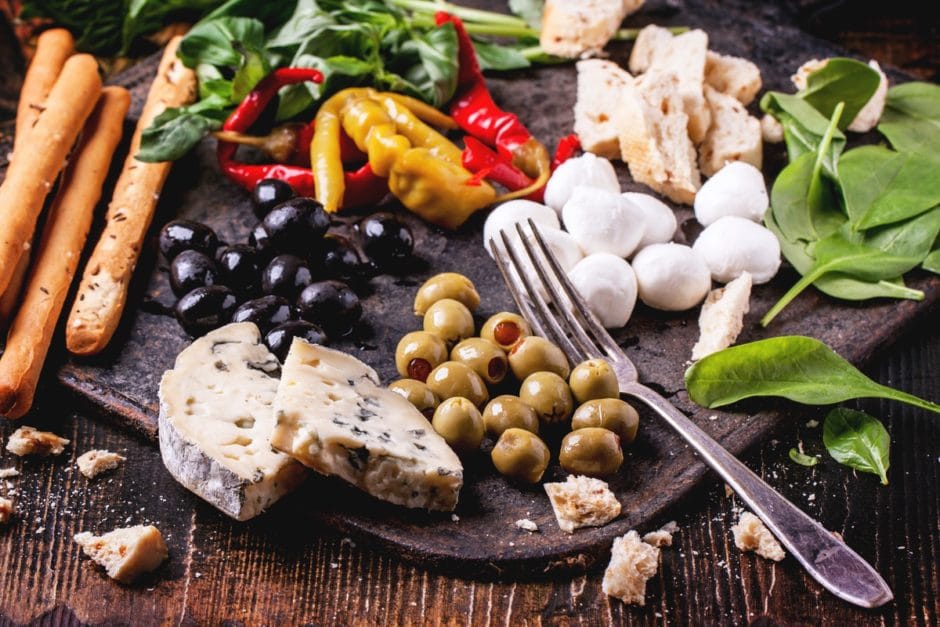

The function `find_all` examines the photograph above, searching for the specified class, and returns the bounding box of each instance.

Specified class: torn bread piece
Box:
[705,51,762,105]
[627,24,674,74]
[618,71,701,204]
[74,525,168,584]
[540,0,645,58]
[76,449,126,479]
[602,530,661,605]
[544,475,621,533]
[692,272,752,360]
[791,59,888,132]
[642,520,678,547]
[0,467,19,479]
[699,85,763,177]
[6,426,69,456]
[574,59,634,158]
[732,511,786,561]
[761,114,784,143]
[0,497,12,524]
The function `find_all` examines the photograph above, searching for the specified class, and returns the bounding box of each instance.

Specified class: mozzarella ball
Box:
[632,243,711,311]
[694,161,769,226]
[484,200,560,257]
[567,254,638,328]
[562,186,646,258]
[692,216,782,284]
[544,153,620,214]
[622,192,677,249]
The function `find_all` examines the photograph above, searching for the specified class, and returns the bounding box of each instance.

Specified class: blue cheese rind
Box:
[158,323,306,521]
[271,339,463,511]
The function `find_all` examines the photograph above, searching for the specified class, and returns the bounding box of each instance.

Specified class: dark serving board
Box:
[2,0,937,578]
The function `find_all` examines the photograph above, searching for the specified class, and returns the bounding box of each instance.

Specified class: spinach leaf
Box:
[798,58,881,129]
[878,82,940,156]
[684,336,940,415]
[839,145,940,229]
[769,152,844,245]
[178,16,267,68]
[760,92,845,177]
[508,0,544,27]
[789,448,818,467]
[137,95,230,162]
[923,246,940,275]
[823,408,890,484]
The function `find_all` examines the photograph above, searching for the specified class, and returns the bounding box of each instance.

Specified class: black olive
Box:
[265,320,328,361]
[231,295,293,334]
[174,286,238,336]
[216,244,262,296]
[316,234,367,280]
[262,197,329,255]
[296,280,361,334]
[249,222,273,258]
[262,254,313,299]
[169,250,219,297]
[358,212,413,266]
[252,179,295,218]
[159,220,219,260]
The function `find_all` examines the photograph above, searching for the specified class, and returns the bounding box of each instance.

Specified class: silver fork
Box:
[490,220,893,609]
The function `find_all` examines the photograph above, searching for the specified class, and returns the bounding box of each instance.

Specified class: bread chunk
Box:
[618,71,701,204]
[76,449,126,479]
[544,475,621,533]
[699,85,763,177]
[6,426,69,456]
[642,521,678,547]
[628,24,673,74]
[732,511,786,561]
[541,0,645,58]
[575,60,634,158]
[705,51,762,105]
[0,497,13,524]
[74,525,168,584]
[692,271,752,360]
[602,530,660,605]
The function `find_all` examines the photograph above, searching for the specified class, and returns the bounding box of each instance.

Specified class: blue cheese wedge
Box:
[158,323,306,521]
[271,339,463,511]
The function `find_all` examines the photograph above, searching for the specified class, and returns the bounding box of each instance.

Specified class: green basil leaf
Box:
[839,145,940,230]
[231,42,271,102]
[798,58,881,129]
[394,22,459,107]
[508,0,544,27]
[878,82,940,156]
[788,448,819,467]
[20,0,127,55]
[266,0,336,52]
[760,92,846,177]
[472,39,531,72]
[684,336,940,415]
[823,408,890,484]
[122,0,223,54]
[178,16,266,68]
[137,95,230,162]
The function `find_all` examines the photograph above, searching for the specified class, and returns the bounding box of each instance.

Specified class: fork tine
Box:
[495,230,588,363]
[489,234,549,339]
[526,220,628,364]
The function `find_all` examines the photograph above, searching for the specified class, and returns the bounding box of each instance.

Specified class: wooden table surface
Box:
[1,2,939,625]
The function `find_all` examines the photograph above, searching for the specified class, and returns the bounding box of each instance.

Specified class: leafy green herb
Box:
[137,95,230,162]
[823,408,890,484]
[684,336,940,415]
[923,246,940,275]
[508,0,544,28]
[796,58,881,129]
[878,82,940,155]
[760,92,846,177]
[788,448,818,467]
[472,39,531,71]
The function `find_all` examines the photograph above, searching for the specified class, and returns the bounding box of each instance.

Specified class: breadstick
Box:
[66,37,196,355]
[0,54,101,298]
[0,87,130,418]
[14,28,75,151]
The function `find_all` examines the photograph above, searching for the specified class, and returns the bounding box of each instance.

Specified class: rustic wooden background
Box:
[1,0,939,624]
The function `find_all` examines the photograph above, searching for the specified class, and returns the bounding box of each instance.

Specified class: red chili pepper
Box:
[217,68,385,207]
[552,134,581,171]
[462,137,546,201]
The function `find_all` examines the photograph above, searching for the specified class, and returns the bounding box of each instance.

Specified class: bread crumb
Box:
[642,521,678,547]
[602,530,660,605]
[515,518,539,532]
[761,114,784,144]
[544,475,621,533]
[76,450,126,479]
[6,426,69,456]
[0,497,13,524]
[692,272,752,360]
[732,511,785,561]
[0,467,19,479]
[74,525,168,584]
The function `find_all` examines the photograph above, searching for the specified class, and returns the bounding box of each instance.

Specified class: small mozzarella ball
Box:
[622,192,677,249]
[692,216,781,284]
[562,186,646,258]
[483,200,560,257]
[544,153,620,214]
[632,243,711,311]
[567,254,638,328]
[694,162,769,226]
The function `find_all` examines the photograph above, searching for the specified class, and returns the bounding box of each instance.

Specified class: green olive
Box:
[480,312,532,350]
[432,397,484,455]
[414,273,480,316]
[519,371,574,424]
[508,336,570,380]
[389,379,441,418]
[482,395,540,437]
[423,298,475,348]
[425,361,489,408]
[450,337,508,385]
[491,428,550,483]
[559,427,623,477]
[571,399,639,444]
[568,359,620,403]
[395,331,448,382]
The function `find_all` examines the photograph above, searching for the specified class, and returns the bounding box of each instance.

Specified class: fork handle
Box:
[621,381,893,608]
